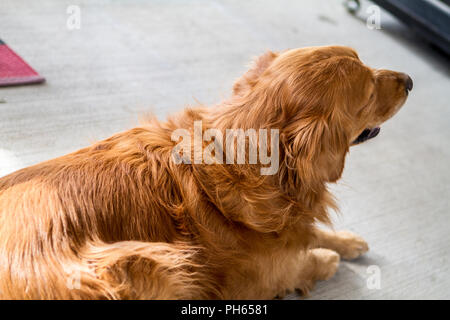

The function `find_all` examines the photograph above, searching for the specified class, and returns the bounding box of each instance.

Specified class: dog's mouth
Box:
[352,127,380,145]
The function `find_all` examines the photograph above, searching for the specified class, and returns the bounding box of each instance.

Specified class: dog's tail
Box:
[0,240,206,299]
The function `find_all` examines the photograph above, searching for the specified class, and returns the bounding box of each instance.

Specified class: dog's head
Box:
[234,46,412,188]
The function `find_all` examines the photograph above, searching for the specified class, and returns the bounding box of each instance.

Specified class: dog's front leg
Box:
[313,229,369,260]
[276,248,340,298]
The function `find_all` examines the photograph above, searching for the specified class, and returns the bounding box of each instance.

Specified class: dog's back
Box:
[0,125,206,299]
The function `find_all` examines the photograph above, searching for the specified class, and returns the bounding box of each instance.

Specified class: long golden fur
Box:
[0,46,411,299]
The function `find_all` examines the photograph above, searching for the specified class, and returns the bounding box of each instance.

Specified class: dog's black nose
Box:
[405,75,413,92]
[399,73,413,92]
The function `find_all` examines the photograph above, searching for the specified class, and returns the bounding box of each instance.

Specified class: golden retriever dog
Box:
[0,46,412,299]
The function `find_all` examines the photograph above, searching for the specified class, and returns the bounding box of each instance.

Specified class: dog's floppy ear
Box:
[279,56,372,192]
[233,51,279,97]
[281,115,349,192]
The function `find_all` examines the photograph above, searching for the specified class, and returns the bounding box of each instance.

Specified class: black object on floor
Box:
[371,0,450,55]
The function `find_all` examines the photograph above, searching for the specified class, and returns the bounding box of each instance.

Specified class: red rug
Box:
[0,39,45,87]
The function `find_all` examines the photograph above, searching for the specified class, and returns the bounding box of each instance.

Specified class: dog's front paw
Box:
[334,231,369,260]
[312,248,340,280]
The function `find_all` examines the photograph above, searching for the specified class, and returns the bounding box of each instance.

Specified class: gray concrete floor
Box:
[1,0,449,299]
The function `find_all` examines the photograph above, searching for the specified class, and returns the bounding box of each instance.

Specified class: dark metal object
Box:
[345,0,362,14]
[369,0,450,55]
